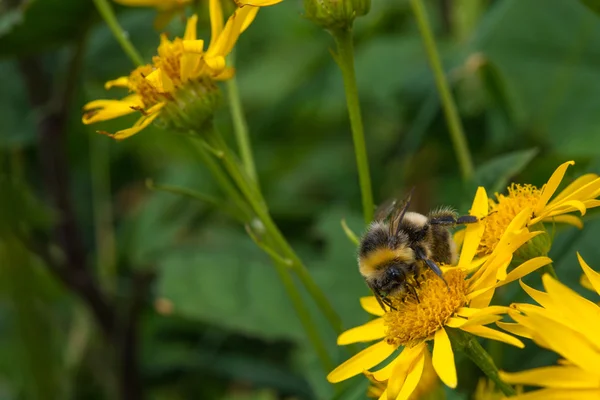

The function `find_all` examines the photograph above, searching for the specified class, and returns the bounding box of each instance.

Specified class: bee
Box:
[358,189,478,311]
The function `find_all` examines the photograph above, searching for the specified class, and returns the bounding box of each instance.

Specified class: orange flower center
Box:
[477,184,541,256]
[384,269,468,347]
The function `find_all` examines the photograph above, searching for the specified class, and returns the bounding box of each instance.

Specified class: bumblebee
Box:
[358,190,478,310]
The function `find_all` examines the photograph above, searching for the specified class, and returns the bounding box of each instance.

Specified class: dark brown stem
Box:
[17,36,145,400]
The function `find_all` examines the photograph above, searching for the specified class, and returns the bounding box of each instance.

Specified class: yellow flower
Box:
[326,188,552,400]
[498,253,600,399]
[113,0,192,30]
[82,0,258,139]
[478,161,600,256]
[473,379,522,400]
[365,349,440,400]
[235,0,282,6]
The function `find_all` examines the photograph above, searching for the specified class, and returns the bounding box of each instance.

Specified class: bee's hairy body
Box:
[359,207,475,309]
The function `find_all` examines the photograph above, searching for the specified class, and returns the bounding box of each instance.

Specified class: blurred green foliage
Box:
[1,0,600,399]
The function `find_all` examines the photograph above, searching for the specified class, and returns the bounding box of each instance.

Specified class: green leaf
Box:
[580,0,600,17]
[155,227,305,341]
[474,148,538,194]
[0,176,55,235]
[0,0,95,57]
[474,0,600,155]
[0,5,24,38]
[0,61,37,149]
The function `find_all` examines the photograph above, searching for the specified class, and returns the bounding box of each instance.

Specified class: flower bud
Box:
[303,0,370,30]
[513,223,552,264]
[160,77,222,133]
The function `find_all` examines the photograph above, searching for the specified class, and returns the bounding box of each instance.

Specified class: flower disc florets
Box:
[478,184,541,256]
[384,269,468,347]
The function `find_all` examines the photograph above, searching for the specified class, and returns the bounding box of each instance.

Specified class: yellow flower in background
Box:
[498,253,600,399]
[478,161,600,256]
[113,0,192,30]
[83,0,258,139]
[326,188,552,400]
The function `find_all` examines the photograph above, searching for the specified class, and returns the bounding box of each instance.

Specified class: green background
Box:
[1,0,600,398]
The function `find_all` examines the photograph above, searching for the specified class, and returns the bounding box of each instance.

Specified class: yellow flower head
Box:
[327,188,552,400]
[82,0,258,139]
[478,161,600,256]
[113,0,192,30]
[498,253,600,399]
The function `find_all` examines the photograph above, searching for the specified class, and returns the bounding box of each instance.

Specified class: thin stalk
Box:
[331,28,374,225]
[191,138,254,222]
[92,0,144,67]
[270,255,334,372]
[191,136,335,370]
[209,133,344,335]
[447,328,516,396]
[409,0,474,182]
[226,75,259,184]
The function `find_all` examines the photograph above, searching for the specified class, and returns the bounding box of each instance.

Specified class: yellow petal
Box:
[543,214,583,229]
[213,66,236,80]
[506,389,600,400]
[453,229,465,249]
[534,161,575,215]
[518,280,553,309]
[145,68,174,93]
[368,356,399,382]
[209,0,224,49]
[446,317,468,328]
[461,324,524,348]
[495,321,533,339]
[205,55,226,73]
[337,318,386,345]
[208,5,259,58]
[184,14,197,40]
[577,252,600,295]
[326,340,396,383]
[387,343,426,399]
[180,53,201,83]
[82,96,143,124]
[548,177,600,207]
[182,39,205,54]
[432,328,457,388]
[458,187,487,268]
[522,311,600,374]
[499,365,600,389]
[104,76,130,90]
[360,296,385,316]
[396,351,425,400]
[550,173,599,204]
[110,103,163,140]
[500,257,553,286]
[235,0,283,5]
[541,274,600,345]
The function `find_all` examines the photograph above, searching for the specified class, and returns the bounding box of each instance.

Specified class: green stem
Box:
[92,0,145,67]
[409,0,474,182]
[331,28,374,225]
[191,138,255,222]
[447,328,516,396]
[209,133,344,336]
[226,75,259,184]
[270,255,334,372]
[191,136,335,370]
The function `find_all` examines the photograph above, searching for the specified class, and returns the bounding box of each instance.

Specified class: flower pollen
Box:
[478,184,541,256]
[384,269,467,347]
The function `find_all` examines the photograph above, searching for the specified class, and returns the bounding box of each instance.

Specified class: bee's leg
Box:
[415,247,449,288]
[382,296,396,310]
[406,283,420,303]
[429,209,478,226]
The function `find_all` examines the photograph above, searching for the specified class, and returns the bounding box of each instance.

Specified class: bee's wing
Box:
[373,198,398,222]
[389,187,415,236]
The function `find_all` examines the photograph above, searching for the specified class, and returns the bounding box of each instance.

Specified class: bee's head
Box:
[384,262,408,282]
